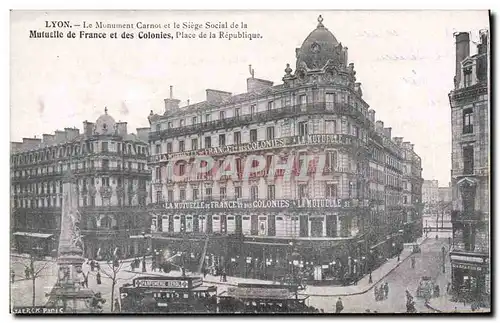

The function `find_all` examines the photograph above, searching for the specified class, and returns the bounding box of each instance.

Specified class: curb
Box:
[203,237,430,297]
[425,302,442,313]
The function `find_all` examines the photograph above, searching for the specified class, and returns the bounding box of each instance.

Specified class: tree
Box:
[11,248,54,307]
[99,257,126,313]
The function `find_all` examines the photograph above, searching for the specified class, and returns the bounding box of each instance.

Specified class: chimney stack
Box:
[368,109,375,123]
[393,137,403,145]
[42,134,55,145]
[55,130,67,144]
[454,32,470,89]
[206,89,232,103]
[383,127,392,139]
[247,78,273,93]
[164,85,180,114]
[375,120,384,133]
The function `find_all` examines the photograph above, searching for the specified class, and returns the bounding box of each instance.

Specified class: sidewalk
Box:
[202,236,429,297]
[426,296,490,313]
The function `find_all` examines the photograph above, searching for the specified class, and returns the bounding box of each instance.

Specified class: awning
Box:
[13,232,53,239]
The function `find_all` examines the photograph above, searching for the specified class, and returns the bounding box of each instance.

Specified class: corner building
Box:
[449,30,490,304]
[147,16,423,283]
[10,109,151,259]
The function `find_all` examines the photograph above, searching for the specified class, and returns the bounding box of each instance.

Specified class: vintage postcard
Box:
[9,10,490,314]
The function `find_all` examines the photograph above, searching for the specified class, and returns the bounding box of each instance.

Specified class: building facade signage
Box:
[161,198,369,210]
[450,255,484,263]
[451,263,485,272]
[149,134,359,163]
[134,279,189,288]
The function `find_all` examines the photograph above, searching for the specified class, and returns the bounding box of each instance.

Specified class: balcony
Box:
[451,210,487,223]
[149,102,370,141]
[451,167,488,178]
[148,133,366,164]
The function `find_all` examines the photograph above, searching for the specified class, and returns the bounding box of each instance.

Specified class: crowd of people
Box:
[374,282,390,301]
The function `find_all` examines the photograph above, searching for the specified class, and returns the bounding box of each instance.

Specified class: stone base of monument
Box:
[46,284,96,313]
[45,255,96,313]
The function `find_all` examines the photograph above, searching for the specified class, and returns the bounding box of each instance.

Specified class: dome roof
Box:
[94,107,116,135]
[296,15,343,70]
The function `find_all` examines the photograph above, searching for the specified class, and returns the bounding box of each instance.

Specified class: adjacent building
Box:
[422,180,439,209]
[10,109,151,259]
[146,16,424,283]
[449,30,490,304]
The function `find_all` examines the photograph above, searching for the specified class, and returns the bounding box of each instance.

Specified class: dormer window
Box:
[464,67,473,87]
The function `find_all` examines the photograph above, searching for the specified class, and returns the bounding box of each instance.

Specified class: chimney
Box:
[64,127,80,141]
[454,32,470,89]
[247,78,273,93]
[136,127,150,142]
[375,120,384,133]
[55,130,67,144]
[11,142,23,153]
[383,127,392,139]
[403,141,414,151]
[393,137,403,146]
[206,89,232,103]
[22,137,42,150]
[116,122,128,137]
[83,121,95,137]
[354,82,362,96]
[368,109,375,123]
[478,30,489,54]
[42,134,55,145]
[164,85,180,113]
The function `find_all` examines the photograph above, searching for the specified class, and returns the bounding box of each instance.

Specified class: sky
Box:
[10,10,489,186]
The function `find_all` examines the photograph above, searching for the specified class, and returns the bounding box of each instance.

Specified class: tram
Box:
[217,283,316,313]
[119,276,217,313]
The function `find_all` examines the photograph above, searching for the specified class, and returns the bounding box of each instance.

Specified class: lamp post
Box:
[141,232,147,272]
[441,246,446,274]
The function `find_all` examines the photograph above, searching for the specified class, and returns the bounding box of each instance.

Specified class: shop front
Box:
[13,231,55,257]
[450,254,490,305]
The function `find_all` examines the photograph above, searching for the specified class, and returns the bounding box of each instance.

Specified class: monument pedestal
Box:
[46,256,95,313]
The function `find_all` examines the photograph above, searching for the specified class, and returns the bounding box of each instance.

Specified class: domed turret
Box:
[296,15,346,70]
[94,107,116,135]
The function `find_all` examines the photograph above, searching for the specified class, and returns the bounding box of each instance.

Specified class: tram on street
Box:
[217,283,316,313]
[119,276,217,313]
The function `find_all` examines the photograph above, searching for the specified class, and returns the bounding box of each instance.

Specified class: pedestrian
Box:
[411,257,416,269]
[113,298,121,313]
[25,266,30,279]
[96,262,100,271]
[96,270,102,285]
[90,260,95,272]
[335,297,344,313]
[203,268,207,278]
[11,270,15,283]
[223,270,227,282]
[384,282,389,299]
[368,272,373,284]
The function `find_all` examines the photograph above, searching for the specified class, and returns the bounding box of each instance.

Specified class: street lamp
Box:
[141,232,147,272]
[441,246,446,274]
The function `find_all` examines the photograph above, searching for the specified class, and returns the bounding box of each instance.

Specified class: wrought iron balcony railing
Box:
[149,102,370,141]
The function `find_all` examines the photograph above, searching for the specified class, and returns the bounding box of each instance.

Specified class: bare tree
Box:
[99,257,144,313]
[12,249,54,307]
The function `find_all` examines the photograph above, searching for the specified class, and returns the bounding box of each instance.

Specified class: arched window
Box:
[100,216,112,229]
